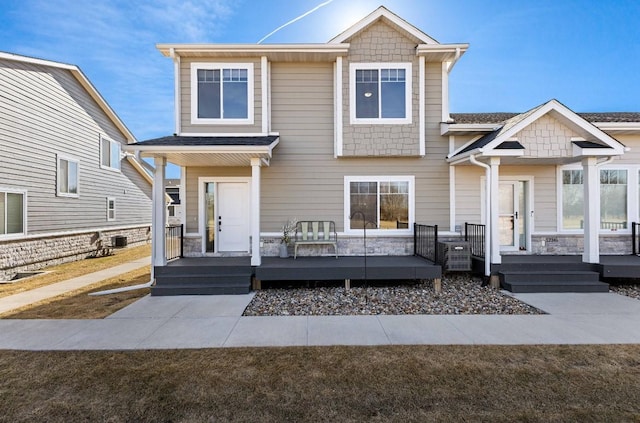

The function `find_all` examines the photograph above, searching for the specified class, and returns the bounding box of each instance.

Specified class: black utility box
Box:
[112,235,128,248]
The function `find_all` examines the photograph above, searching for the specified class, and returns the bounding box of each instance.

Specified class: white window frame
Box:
[349,63,412,125]
[557,164,636,234]
[56,154,80,198]
[100,135,121,172]
[0,187,27,239]
[106,197,116,222]
[190,62,254,125]
[344,175,415,236]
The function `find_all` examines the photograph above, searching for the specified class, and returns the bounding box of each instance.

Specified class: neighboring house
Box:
[128,7,640,292]
[0,52,153,281]
[165,178,183,225]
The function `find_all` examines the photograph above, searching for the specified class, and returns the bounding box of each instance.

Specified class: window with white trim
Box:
[107,197,116,221]
[57,155,79,197]
[560,168,628,230]
[100,136,121,171]
[600,169,627,229]
[345,176,414,233]
[191,62,254,124]
[350,63,412,124]
[0,189,26,236]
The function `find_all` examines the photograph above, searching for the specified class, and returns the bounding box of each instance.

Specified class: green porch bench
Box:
[294,220,338,259]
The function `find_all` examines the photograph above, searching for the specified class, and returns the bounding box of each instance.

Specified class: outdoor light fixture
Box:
[364,92,373,97]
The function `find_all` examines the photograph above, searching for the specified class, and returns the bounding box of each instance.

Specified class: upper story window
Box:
[57,155,79,197]
[100,136,121,171]
[350,63,412,125]
[0,188,26,237]
[190,62,254,125]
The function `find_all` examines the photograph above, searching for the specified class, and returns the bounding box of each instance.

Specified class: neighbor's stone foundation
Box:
[0,226,151,281]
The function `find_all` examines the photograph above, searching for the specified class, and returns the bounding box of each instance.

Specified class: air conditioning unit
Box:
[112,235,128,248]
[437,241,471,272]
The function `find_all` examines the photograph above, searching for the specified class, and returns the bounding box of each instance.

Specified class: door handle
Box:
[218,216,222,232]
[515,211,518,219]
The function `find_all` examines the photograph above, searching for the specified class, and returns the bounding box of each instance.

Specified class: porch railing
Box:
[633,222,640,255]
[465,222,485,259]
[414,223,438,263]
[166,224,183,261]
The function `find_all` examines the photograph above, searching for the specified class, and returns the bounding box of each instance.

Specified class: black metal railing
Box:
[633,222,640,255]
[465,223,485,259]
[414,223,438,263]
[166,224,183,261]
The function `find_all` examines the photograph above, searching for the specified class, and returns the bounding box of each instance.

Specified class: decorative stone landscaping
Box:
[610,284,640,301]
[243,274,543,316]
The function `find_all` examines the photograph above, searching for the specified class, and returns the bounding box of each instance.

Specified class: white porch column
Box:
[582,157,600,263]
[152,157,167,268]
[250,158,262,266]
[489,157,501,265]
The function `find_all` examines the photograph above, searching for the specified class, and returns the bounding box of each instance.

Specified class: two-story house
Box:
[130,7,640,295]
[0,52,153,280]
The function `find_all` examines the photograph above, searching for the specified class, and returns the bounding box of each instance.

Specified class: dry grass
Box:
[0,345,639,422]
[0,244,151,298]
[0,267,151,319]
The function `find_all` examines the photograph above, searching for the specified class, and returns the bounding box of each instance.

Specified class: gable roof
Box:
[451,112,640,125]
[329,6,438,44]
[448,99,626,160]
[0,51,136,143]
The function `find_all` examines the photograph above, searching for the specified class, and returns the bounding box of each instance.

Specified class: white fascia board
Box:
[125,156,153,185]
[127,145,276,155]
[446,135,484,159]
[489,149,525,157]
[440,123,499,135]
[572,144,622,157]
[593,122,640,132]
[416,44,469,58]
[157,43,350,56]
[0,51,76,70]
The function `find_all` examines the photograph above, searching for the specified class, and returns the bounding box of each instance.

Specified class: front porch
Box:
[152,255,442,296]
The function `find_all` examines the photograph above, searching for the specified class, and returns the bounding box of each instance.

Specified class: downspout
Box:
[469,154,491,277]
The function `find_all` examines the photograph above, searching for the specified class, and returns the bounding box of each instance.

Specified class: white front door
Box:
[499,180,530,252]
[217,182,250,252]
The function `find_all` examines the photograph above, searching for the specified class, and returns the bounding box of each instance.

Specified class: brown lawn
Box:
[0,244,151,298]
[0,345,639,422]
[0,267,151,319]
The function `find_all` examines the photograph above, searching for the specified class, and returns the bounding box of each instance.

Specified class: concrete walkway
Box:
[0,257,150,315]
[1,289,640,350]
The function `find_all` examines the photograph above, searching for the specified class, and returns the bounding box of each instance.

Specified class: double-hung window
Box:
[57,155,79,197]
[191,63,254,124]
[350,63,412,124]
[100,136,121,171]
[107,197,116,221]
[345,176,414,233]
[560,168,628,230]
[0,189,26,237]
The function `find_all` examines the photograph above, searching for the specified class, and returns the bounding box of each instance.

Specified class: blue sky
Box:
[2,0,639,177]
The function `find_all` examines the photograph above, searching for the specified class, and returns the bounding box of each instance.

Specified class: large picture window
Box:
[345,176,413,233]
[350,63,411,124]
[191,63,254,124]
[561,168,628,230]
[57,155,79,197]
[0,189,26,237]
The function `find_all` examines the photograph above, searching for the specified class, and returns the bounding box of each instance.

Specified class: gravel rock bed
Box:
[610,284,640,301]
[243,275,543,316]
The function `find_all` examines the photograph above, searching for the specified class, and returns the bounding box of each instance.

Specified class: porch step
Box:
[499,270,609,293]
[152,264,252,296]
